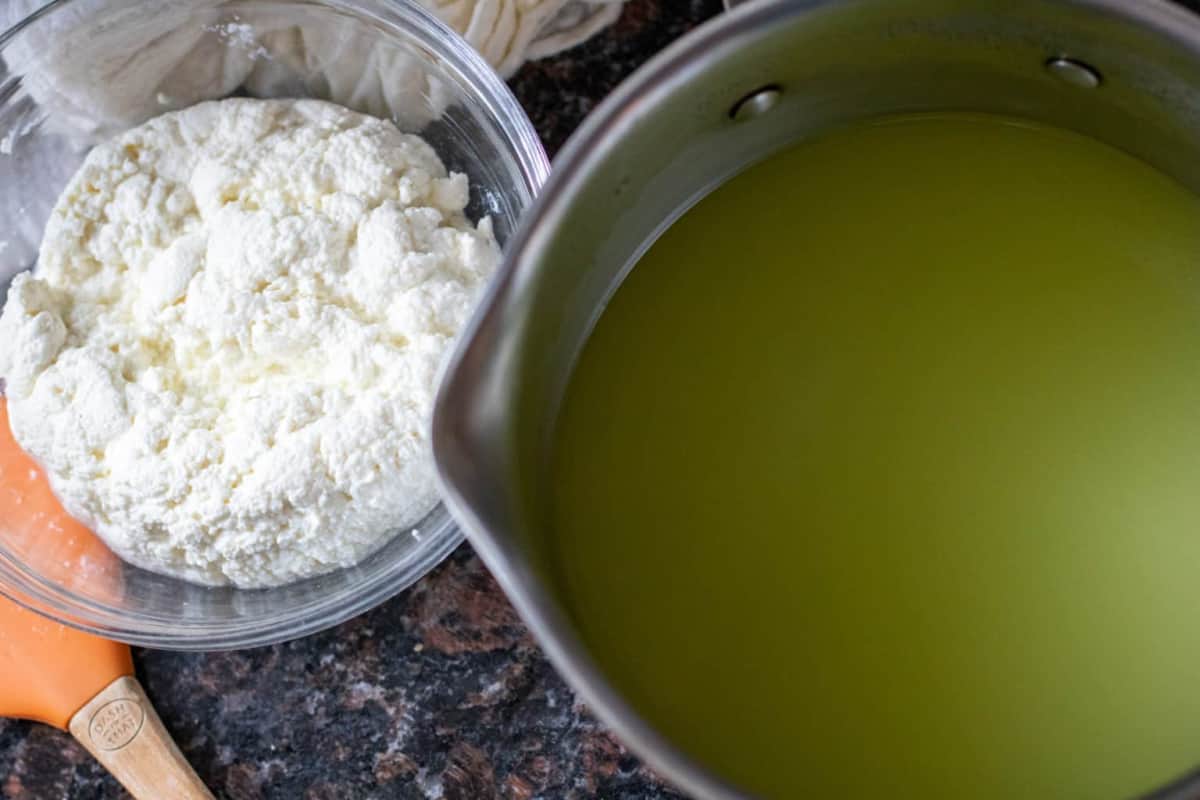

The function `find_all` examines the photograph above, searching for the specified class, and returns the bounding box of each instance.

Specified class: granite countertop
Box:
[0,2,721,798]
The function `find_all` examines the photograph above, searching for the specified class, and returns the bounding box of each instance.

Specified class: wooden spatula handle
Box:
[67,675,213,799]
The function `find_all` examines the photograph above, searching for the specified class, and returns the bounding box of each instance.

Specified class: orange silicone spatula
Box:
[0,401,213,799]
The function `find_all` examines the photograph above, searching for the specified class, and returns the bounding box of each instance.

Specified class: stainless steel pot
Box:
[433,1,1200,797]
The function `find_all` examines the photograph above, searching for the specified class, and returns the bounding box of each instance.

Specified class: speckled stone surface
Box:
[0,4,721,798]
[1,547,703,800]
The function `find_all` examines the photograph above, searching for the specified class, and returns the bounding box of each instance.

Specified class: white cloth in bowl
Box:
[429,0,625,77]
[0,0,626,140]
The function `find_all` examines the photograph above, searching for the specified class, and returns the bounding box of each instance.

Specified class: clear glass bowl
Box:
[0,0,549,649]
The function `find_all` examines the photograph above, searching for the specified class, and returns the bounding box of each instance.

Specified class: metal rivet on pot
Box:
[729,85,781,121]
[1045,57,1102,88]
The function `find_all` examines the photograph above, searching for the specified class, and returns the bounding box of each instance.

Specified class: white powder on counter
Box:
[0,98,499,587]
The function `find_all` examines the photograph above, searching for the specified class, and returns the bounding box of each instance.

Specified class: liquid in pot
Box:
[550,113,1200,799]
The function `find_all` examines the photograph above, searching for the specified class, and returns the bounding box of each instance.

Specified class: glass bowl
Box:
[0,0,549,649]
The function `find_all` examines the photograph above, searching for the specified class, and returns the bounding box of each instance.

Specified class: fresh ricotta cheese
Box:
[0,98,500,587]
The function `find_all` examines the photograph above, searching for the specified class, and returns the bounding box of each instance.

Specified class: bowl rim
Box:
[0,0,550,650]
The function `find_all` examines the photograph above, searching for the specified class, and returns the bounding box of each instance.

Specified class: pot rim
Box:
[434,0,1200,797]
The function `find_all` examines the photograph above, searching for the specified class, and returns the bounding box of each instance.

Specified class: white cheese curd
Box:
[0,98,500,587]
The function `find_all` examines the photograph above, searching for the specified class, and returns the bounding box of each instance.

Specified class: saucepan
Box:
[433,0,1200,797]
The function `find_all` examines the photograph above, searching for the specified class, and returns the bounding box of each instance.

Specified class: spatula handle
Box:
[67,675,213,800]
